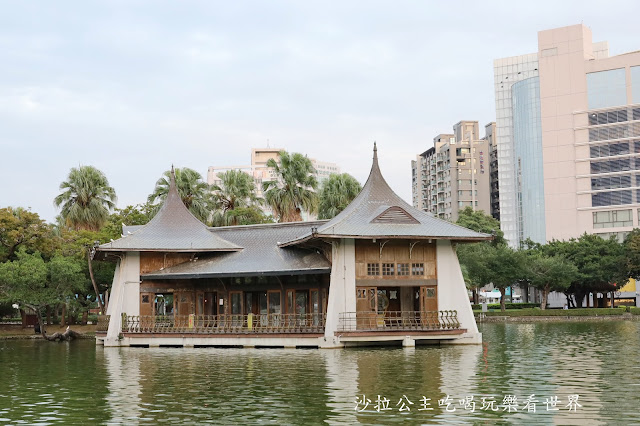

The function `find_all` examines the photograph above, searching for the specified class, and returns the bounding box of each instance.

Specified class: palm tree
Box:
[54,166,117,231]
[318,173,362,219]
[147,167,212,223]
[211,170,263,226]
[262,151,318,222]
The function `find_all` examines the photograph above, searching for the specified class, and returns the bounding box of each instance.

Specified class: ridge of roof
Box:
[97,167,241,252]
[279,144,492,246]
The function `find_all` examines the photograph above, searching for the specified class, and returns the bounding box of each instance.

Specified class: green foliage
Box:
[318,173,362,220]
[630,307,640,315]
[0,207,55,261]
[0,250,84,312]
[476,307,627,317]
[621,229,640,280]
[456,207,504,245]
[212,206,274,227]
[54,166,117,231]
[262,151,319,222]
[522,252,578,308]
[211,170,266,226]
[544,234,625,298]
[101,204,152,241]
[148,167,213,223]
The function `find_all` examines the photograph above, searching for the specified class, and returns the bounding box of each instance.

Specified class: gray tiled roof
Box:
[97,169,240,252]
[280,144,492,246]
[142,221,331,279]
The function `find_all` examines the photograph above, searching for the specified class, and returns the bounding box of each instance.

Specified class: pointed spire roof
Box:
[280,144,491,246]
[98,167,241,252]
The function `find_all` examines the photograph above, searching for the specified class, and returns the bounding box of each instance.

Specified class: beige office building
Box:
[412,121,494,222]
[496,24,640,245]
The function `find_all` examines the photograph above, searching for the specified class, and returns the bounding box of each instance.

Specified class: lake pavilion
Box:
[96,145,490,348]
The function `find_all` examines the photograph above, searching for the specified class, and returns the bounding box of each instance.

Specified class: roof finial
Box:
[170,164,176,188]
[373,142,378,161]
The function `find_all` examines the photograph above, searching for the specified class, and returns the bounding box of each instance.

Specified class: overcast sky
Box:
[2,1,639,223]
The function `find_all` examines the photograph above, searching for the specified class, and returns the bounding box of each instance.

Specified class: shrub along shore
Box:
[474,306,640,321]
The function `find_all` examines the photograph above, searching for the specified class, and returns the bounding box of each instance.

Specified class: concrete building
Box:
[96,146,489,348]
[412,120,494,222]
[495,24,640,247]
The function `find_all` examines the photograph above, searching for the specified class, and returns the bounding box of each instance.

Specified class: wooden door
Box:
[356,287,377,329]
[420,286,438,328]
[176,292,193,327]
[140,293,154,329]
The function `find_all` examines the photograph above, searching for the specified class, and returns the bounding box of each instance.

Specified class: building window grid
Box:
[411,263,425,276]
[382,263,395,276]
[593,209,633,228]
[397,263,410,276]
[367,263,379,276]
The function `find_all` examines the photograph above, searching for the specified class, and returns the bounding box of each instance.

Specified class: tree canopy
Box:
[211,170,265,226]
[262,151,319,222]
[147,167,213,223]
[318,173,362,220]
[54,166,117,231]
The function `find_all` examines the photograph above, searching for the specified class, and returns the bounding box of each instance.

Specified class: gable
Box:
[370,206,419,224]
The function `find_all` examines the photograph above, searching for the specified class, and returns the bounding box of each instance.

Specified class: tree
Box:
[0,249,85,340]
[456,206,504,246]
[458,243,523,311]
[211,170,263,226]
[148,167,213,223]
[211,206,274,227]
[54,166,117,231]
[544,234,624,307]
[262,151,319,222]
[621,228,640,280]
[318,173,362,219]
[101,204,153,241]
[0,207,54,261]
[523,253,578,309]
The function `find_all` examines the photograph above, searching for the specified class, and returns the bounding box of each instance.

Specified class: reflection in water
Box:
[1,321,640,424]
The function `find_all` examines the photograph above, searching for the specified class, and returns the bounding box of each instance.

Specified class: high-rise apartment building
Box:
[495,24,640,246]
[412,121,494,222]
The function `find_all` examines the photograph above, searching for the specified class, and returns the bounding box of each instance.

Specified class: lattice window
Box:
[382,263,395,276]
[412,263,425,275]
[397,263,410,276]
[367,263,380,276]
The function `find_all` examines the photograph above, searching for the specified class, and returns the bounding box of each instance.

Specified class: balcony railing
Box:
[96,315,110,333]
[337,310,460,332]
[121,313,326,334]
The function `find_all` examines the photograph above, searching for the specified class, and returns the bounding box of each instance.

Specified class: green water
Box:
[0,321,639,424]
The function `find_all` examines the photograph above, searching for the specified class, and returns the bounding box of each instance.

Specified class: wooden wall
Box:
[355,240,436,281]
[139,252,193,274]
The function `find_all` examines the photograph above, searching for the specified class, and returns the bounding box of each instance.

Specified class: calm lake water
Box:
[0,321,639,425]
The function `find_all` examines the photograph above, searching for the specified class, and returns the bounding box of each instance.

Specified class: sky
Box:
[2,1,640,223]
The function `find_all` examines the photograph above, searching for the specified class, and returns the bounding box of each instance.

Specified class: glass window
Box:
[268,292,281,315]
[593,209,633,228]
[367,263,379,276]
[382,263,395,276]
[632,66,640,104]
[397,263,410,276]
[412,263,425,275]
[587,68,627,109]
[592,191,632,207]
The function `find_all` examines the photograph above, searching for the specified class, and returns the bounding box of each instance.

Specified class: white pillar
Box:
[436,240,481,344]
[322,238,356,348]
[104,252,140,347]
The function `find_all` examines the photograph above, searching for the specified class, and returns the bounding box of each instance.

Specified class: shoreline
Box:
[475,314,640,323]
